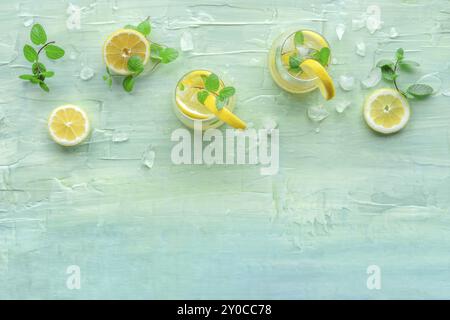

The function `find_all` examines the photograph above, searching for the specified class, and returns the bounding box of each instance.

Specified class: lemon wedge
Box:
[363,88,410,134]
[300,59,335,100]
[48,105,90,146]
[203,95,246,130]
[103,29,150,75]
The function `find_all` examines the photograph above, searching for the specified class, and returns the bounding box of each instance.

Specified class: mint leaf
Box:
[103,74,112,88]
[42,71,54,78]
[381,65,396,81]
[19,74,35,81]
[32,62,46,74]
[406,84,433,97]
[289,54,301,69]
[137,19,151,36]
[399,60,420,70]
[219,86,235,100]
[39,82,49,92]
[197,90,209,104]
[23,45,38,62]
[205,73,220,92]
[376,59,394,69]
[294,31,304,46]
[160,48,178,64]
[123,76,135,92]
[318,47,330,66]
[150,43,163,60]
[127,55,144,73]
[45,45,65,60]
[396,48,404,61]
[30,24,47,45]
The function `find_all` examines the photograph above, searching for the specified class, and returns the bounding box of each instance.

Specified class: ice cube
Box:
[66,3,81,30]
[297,45,311,57]
[339,75,355,91]
[356,42,366,57]
[361,68,381,88]
[389,27,399,38]
[336,23,346,40]
[442,89,450,97]
[307,105,329,122]
[79,67,95,81]
[142,146,156,169]
[336,101,351,113]
[331,57,338,65]
[180,31,194,52]
[366,5,382,34]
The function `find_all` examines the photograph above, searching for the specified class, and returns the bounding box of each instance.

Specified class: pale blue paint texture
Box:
[0,0,450,299]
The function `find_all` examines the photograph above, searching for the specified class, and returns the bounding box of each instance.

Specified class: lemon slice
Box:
[103,29,150,75]
[203,95,246,130]
[48,105,90,146]
[300,59,335,100]
[363,88,410,134]
[175,70,212,120]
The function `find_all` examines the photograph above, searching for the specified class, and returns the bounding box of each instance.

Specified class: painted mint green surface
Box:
[1,0,450,299]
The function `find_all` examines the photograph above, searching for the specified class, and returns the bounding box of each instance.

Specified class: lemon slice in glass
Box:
[363,88,410,134]
[48,105,90,146]
[103,29,150,75]
[300,59,335,100]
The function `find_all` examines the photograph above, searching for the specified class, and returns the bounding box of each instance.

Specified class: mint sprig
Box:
[287,31,330,74]
[19,23,65,92]
[377,48,434,99]
[195,73,235,111]
[104,17,179,93]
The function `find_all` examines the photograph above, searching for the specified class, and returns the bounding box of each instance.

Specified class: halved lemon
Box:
[103,29,150,75]
[300,59,335,100]
[48,105,90,146]
[363,88,410,134]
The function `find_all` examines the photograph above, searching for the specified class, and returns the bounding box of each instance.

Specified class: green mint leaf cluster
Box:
[196,73,236,111]
[19,23,65,93]
[105,18,179,93]
[287,31,330,74]
[376,48,433,99]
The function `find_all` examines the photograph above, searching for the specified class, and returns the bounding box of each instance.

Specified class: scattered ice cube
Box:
[352,18,366,31]
[180,31,194,52]
[112,131,129,143]
[442,89,450,97]
[361,68,381,88]
[79,66,95,81]
[315,127,320,133]
[307,105,329,122]
[416,73,442,94]
[355,42,366,57]
[366,5,382,34]
[142,146,156,169]
[331,57,338,65]
[297,45,311,57]
[66,3,81,30]
[339,75,355,91]
[389,27,399,38]
[336,101,351,113]
[23,18,34,27]
[336,23,346,40]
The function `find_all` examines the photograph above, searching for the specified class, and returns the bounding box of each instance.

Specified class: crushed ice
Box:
[361,68,381,88]
[307,105,329,122]
[79,66,95,81]
[336,23,346,40]
[339,75,355,91]
[66,3,81,30]
[355,42,366,57]
[142,145,156,169]
[180,31,194,52]
[335,101,351,113]
[389,27,399,38]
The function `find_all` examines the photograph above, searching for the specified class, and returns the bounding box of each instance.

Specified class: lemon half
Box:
[48,105,90,146]
[363,88,410,134]
[103,29,150,75]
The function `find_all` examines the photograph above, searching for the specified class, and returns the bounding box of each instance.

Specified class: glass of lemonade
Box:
[174,70,246,130]
[268,29,332,95]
